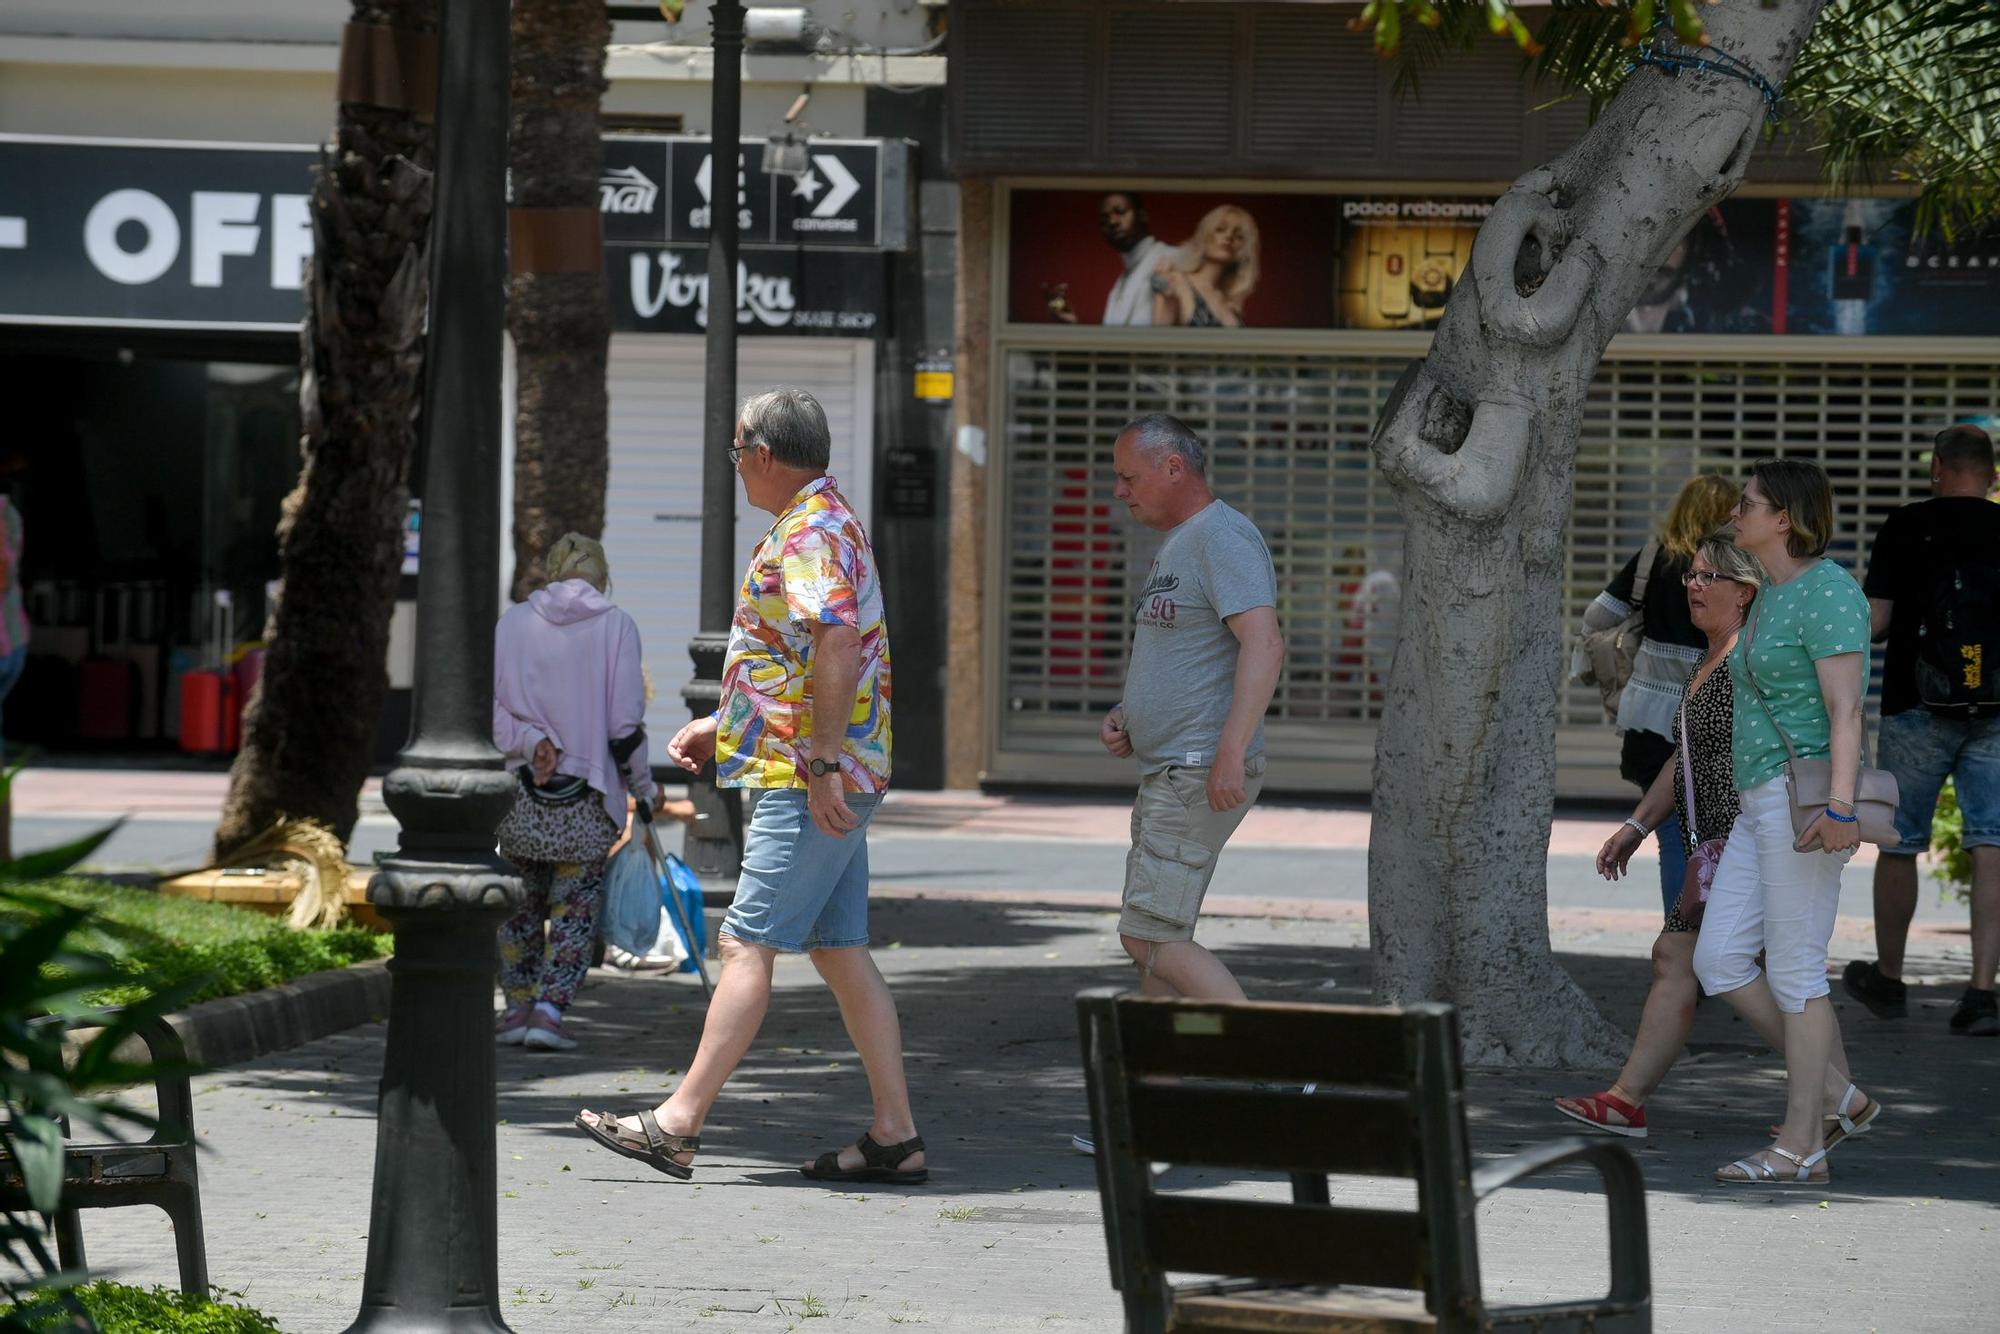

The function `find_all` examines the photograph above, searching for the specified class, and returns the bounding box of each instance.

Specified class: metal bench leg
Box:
[164,1192,209,1295]
[50,1208,87,1276]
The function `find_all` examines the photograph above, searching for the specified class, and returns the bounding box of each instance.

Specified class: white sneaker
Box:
[522,1011,578,1052]
[1071,1133,1095,1156]
[495,1006,530,1045]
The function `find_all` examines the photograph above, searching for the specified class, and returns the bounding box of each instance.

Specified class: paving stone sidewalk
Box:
[82,897,1998,1333]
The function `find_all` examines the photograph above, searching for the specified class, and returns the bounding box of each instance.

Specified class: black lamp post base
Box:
[344,889,517,1334]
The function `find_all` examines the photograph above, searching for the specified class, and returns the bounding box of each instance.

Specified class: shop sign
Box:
[611,246,886,337]
[601,135,908,251]
[1006,186,2000,337]
[0,135,315,330]
[0,135,903,333]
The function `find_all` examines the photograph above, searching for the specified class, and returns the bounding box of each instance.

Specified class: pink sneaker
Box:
[495,1004,530,1046]
[522,1008,578,1052]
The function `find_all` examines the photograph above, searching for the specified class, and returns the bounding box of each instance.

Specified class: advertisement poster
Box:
[1621,199,1777,335]
[1007,189,1339,328]
[1335,197,1489,330]
[1004,187,2000,337]
[1778,198,2000,335]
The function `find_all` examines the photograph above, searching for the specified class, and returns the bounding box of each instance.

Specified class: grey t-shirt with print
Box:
[1121,499,1278,774]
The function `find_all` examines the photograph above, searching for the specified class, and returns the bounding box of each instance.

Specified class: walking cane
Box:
[632,803,714,999]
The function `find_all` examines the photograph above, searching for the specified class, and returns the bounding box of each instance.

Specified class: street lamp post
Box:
[682,0,747,879]
[344,1,519,1330]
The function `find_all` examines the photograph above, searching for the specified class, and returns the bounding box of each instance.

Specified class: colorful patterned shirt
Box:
[716,476,892,791]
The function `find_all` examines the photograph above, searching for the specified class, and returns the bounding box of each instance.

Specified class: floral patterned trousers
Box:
[495,780,620,1011]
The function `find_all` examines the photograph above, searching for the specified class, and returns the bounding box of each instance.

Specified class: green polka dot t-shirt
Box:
[1728,558,1870,793]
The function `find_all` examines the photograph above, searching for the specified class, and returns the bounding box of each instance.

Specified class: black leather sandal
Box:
[800,1131,928,1184]
[574,1108,699,1180]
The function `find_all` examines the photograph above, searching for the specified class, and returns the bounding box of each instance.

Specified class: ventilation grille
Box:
[995,346,2000,792]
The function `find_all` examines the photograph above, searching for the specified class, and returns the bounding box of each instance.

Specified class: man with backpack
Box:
[1845,424,2000,1036]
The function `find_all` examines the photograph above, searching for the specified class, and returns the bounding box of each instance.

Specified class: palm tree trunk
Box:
[507,0,611,602]
[1367,0,1828,1065]
[214,0,439,856]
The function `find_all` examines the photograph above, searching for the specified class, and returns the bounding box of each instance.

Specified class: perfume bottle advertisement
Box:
[1778,198,2000,336]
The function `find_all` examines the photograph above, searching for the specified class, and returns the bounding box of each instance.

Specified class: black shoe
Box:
[1949,986,1999,1036]
[1842,959,1908,1018]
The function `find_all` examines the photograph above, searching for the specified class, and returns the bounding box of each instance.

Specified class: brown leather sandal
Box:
[800,1131,928,1184]
[574,1108,699,1180]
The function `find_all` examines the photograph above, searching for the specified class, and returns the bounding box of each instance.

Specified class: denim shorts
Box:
[1876,709,2000,855]
[721,788,881,953]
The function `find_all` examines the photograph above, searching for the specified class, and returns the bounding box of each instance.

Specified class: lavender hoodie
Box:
[492,579,656,828]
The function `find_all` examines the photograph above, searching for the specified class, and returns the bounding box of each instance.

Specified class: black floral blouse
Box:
[1670,659,1739,854]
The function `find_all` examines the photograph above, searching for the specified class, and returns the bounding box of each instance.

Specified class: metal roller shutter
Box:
[990,346,2000,796]
[601,334,876,743]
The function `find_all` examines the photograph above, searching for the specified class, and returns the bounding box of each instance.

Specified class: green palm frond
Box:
[1374,1,2000,241]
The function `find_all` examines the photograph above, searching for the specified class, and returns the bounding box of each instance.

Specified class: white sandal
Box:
[1716,1143,1828,1186]
[1824,1083,1881,1151]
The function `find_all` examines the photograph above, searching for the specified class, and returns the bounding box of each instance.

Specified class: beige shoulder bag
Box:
[1739,593,1900,847]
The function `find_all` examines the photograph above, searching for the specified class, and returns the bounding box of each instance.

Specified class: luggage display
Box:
[179,591,238,755]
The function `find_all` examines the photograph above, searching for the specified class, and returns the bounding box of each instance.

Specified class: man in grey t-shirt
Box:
[1100,413,1284,1001]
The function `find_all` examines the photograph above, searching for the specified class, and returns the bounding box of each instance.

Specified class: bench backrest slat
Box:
[1108,998,1415,1088]
[1129,1084,1415,1177]
[1147,1198,1429,1291]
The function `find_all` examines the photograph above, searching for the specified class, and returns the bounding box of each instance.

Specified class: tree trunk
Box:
[214,0,439,857]
[1367,0,1827,1066]
[507,0,611,602]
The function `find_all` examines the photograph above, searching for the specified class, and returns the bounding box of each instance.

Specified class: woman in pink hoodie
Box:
[492,534,658,1051]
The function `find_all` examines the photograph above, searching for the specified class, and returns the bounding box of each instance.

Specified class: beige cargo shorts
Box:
[1118,756,1268,943]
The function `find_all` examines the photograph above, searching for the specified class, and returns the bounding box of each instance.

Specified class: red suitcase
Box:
[179,590,239,754]
[179,670,236,754]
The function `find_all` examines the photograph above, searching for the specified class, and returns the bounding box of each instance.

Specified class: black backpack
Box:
[1916,560,2000,715]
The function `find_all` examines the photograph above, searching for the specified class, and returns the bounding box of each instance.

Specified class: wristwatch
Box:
[807,757,839,778]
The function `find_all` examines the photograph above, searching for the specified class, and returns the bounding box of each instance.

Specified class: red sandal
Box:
[1553,1090,1648,1139]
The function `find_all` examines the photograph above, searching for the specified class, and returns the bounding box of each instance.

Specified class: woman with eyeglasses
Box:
[1561,538,1761,1133]
[1692,459,1881,1186]
[1578,475,1740,921]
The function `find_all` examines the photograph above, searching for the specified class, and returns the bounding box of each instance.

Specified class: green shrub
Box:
[35,1283,283,1333]
[1931,780,1971,904]
[7,878,392,1009]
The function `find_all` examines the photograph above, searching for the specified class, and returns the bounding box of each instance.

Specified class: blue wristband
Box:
[1824,807,1858,824]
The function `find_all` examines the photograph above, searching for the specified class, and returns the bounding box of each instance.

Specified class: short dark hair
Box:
[1104,190,1145,214]
[1748,457,1835,559]
[1935,424,1995,478]
[1118,413,1206,475]
[739,387,831,470]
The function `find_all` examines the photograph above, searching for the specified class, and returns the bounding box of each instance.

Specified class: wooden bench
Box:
[0,1014,208,1294]
[1076,989,1650,1333]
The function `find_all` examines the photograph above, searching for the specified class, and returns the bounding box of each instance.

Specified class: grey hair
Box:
[1695,534,1764,590]
[1118,412,1206,475]
[739,387,832,470]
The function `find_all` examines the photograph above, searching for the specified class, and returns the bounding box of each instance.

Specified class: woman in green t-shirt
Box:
[1691,459,1882,1187]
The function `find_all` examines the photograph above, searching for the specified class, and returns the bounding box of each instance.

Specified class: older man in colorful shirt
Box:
[575,388,924,1188]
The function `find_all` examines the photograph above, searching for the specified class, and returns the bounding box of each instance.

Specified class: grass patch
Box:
[10,877,391,1008]
[33,1282,284,1332]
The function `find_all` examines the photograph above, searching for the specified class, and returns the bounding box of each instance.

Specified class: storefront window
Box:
[2,347,298,749]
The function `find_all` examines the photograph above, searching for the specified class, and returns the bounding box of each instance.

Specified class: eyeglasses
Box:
[724,438,750,461]
[1681,570,1742,588]
[1732,495,1781,515]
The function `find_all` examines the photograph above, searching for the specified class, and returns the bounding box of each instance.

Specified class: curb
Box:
[72,960,393,1071]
